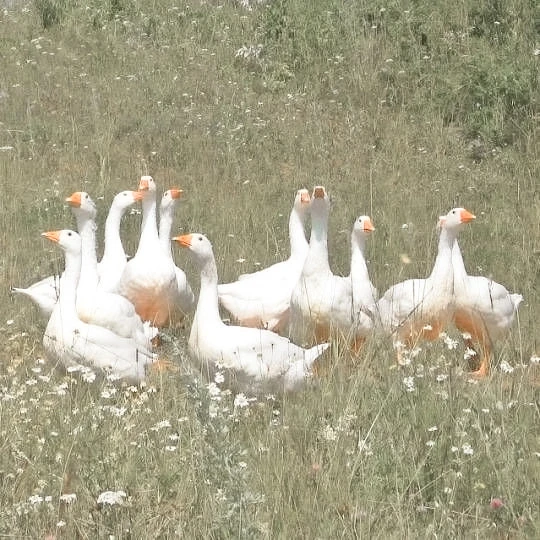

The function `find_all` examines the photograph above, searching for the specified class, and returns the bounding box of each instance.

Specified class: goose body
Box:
[375,208,476,364]
[217,188,311,333]
[42,230,156,383]
[118,176,193,327]
[174,233,330,394]
[97,190,143,293]
[289,186,372,348]
[452,239,523,375]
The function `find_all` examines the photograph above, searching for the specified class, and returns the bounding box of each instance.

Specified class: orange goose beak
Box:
[173,234,192,248]
[138,176,152,191]
[169,188,184,200]
[299,190,311,204]
[364,217,375,232]
[41,230,61,243]
[65,192,82,207]
[460,209,476,223]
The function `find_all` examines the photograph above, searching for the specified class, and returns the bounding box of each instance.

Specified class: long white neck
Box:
[451,239,469,292]
[350,232,370,282]
[428,226,457,292]
[101,204,126,266]
[57,247,81,321]
[303,202,330,274]
[137,192,159,255]
[159,205,174,257]
[191,251,224,341]
[76,213,99,291]
[289,206,309,262]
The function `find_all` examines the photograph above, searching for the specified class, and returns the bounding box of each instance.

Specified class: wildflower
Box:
[214,371,225,384]
[490,497,504,510]
[151,419,171,431]
[56,520,67,528]
[107,406,127,417]
[426,440,436,447]
[164,446,177,452]
[436,373,448,382]
[530,354,540,364]
[234,393,250,408]
[207,382,222,399]
[320,425,337,441]
[101,387,117,399]
[235,44,263,60]
[427,426,438,432]
[81,368,96,383]
[462,443,474,456]
[403,376,416,392]
[499,360,514,374]
[441,333,458,350]
[28,495,44,505]
[59,493,77,504]
[97,490,127,506]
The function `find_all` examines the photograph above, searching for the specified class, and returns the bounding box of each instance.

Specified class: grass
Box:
[1,0,539,537]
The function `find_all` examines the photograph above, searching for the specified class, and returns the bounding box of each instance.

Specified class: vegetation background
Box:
[0,0,538,537]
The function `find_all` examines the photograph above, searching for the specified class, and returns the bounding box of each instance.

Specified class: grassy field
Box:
[1,0,539,537]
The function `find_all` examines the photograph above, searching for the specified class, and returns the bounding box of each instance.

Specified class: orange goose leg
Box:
[454,310,491,377]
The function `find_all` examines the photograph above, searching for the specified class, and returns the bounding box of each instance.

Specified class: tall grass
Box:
[1,0,538,537]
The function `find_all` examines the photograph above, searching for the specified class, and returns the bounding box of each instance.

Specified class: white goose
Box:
[42,230,156,383]
[350,215,378,347]
[66,191,156,348]
[217,188,311,334]
[97,190,143,293]
[158,187,195,320]
[118,176,193,327]
[173,233,330,394]
[374,208,476,364]
[289,186,370,349]
[452,237,523,376]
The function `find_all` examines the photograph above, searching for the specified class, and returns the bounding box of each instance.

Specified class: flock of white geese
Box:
[13,177,523,392]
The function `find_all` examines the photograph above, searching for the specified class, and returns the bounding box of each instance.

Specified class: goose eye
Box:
[198,236,203,241]
[67,232,72,236]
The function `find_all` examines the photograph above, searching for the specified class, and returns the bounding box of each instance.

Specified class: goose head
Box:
[138,175,157,197]
[161,188,184,212]
[65,191,97,220]
[295,188,311,209]
[353,215,375,237]
[438,207,476,232]
[111,190,143,211]
[173,233,213,264]
[42,229,81,255]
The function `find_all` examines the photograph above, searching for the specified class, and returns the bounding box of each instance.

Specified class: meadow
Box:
[0,0,539,537]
